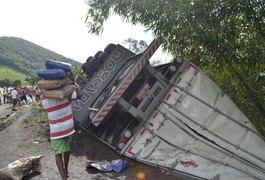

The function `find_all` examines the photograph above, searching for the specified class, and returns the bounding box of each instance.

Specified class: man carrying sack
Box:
[37,60,82,180]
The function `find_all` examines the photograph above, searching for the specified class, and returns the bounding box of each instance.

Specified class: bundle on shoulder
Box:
[36,60,76,99]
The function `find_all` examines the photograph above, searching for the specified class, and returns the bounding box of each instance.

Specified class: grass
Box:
[0,65,27,84]
[22,102,47,124]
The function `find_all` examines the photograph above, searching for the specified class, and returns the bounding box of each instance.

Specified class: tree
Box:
[72,64,87,79]
[0,79,21,87]
[85,0,265,134]
[85,0,264,66]
[0,79,12,87]
[123,38,166,65]
[25,73,41,86]
[13,80,21,87]
[123,38,148,54]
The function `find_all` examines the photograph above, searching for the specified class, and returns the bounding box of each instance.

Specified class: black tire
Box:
[81,63,94,77]
[94,51,103,58]
[104,43,117,53]
[81,63,88,73]
[97,51,109,63]
[87,66,95,78]
[90,57,102,70]
[86,56,93,63]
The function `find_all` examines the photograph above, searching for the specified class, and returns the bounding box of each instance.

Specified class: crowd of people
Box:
[0,85,42,108]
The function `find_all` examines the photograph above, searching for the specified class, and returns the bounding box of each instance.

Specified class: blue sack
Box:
[90,161,112,172]
[45,59,72,72]
[111,159,128,173]
[37,69,66,80]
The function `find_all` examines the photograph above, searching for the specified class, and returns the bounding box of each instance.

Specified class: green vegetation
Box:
[22,102,50,147]
[0,36,81,85]
[85,0,265,134]
[22,102,47,125]
[0,65,27,84]
[123,38,148,54]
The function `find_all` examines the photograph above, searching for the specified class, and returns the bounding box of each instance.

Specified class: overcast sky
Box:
[0,0,170,63]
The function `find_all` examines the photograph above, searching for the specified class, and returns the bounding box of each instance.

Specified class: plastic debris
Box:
[111,159,128,173]
[89,160,112,172]
[86,159,128,173]
[0,155,43,180]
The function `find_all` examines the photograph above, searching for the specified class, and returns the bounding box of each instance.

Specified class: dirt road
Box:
[0,104,179,180]
[0,103,13,119]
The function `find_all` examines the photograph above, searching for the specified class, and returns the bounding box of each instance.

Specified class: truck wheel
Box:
[86,56,93,63]
[81,63,88,73]
[104,43,116,53]
[81,63,89,74]
[81,63,94,78]
[87,65,95,78]
[97,51,109,63]
[94,51,103,58]
[90,57,102,70]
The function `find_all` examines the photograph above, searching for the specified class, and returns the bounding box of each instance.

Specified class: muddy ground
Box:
[0,103,180,180]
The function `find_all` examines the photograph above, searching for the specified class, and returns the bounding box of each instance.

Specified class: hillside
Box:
[0,36,81,76]
[0,65,27,84]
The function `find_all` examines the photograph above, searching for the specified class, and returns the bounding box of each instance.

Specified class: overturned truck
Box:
[72,37,265,180]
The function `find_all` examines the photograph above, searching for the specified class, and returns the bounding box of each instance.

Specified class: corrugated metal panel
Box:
[125,62,265,180]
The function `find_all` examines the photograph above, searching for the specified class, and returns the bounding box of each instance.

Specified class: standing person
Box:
[7,87,12,103]
[3,86,6,103]
[20,86,28,104]
[25,85,29,96]
[35,87,41,101]
[0,86,2,105]
[11,88,18,108]
[16,85,21,106]
[41,84,81,180]
[28,86,34,102]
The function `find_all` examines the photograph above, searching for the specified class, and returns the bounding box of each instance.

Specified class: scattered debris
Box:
[86,159,127,173]
[33,137,41,144]
[0,155,43,180]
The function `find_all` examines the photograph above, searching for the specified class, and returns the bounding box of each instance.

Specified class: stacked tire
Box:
[81,44,117,78]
